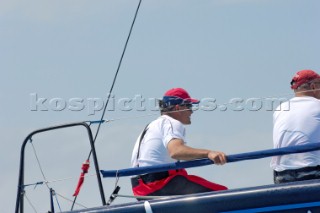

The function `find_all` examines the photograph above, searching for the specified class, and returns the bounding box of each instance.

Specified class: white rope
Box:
[23,174,97,188]
[48,173,97,184]
[104,112,159,123]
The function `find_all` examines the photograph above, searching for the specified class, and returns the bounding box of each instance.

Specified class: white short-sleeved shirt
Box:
[131,115,186,167]
[270,96,320,171]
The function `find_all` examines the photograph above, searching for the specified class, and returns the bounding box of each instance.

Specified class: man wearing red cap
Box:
[271,69,320,184]
[131,88,228,198]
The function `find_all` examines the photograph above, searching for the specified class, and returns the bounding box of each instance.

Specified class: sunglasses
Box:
[180,104,193,109]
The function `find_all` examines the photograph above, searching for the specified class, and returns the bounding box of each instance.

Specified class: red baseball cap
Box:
[290,69,320,89]
[163,88,200,105]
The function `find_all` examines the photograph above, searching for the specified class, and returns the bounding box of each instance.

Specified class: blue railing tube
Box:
[101,143,320,178]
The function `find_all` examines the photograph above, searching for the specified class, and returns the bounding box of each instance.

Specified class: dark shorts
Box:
[274,165,320,184]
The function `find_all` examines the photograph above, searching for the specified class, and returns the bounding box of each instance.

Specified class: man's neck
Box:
[294,90,315,98]
[162,112,182,123]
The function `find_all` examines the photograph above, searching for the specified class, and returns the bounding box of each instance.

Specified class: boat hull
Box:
[64,179,320,213]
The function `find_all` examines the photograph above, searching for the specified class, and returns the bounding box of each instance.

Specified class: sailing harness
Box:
[135,124,150,168]
[132,123,181,190]
[131,123,176,196]
[132,124,172,192]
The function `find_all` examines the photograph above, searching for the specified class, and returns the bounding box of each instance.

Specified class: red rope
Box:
[73,160,90,196]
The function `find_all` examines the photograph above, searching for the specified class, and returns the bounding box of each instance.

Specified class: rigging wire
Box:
[88,0,143,159]
[53,191,62,213]
[55,192,88,209]
[71,0,144,208]
[29,139,50,190]
[48,188,62,212]
[24,193,38,213]
[29,138,88,211]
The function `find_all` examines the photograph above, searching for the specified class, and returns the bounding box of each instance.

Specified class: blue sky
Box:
[1,0,319,212]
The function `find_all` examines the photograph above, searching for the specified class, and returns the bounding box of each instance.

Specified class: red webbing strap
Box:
[73,160,90,196]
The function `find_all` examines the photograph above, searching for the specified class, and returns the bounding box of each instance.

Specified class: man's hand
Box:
[208,151,227,165]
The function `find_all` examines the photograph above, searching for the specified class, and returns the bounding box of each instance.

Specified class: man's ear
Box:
[175,105,179,111]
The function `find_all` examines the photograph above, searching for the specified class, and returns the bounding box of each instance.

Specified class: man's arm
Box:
[167,139,227,165]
